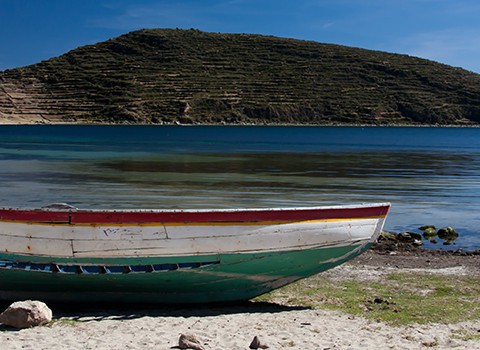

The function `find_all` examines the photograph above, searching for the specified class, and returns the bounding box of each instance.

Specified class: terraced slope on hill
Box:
[1,28,480,125]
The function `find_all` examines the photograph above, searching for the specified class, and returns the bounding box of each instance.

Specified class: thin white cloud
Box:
[85,0,480,74]
[400,29,480,72]
[88,1,303,36]
[89,3,199,30]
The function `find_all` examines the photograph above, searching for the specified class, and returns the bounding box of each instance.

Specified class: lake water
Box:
[0,125,479,250]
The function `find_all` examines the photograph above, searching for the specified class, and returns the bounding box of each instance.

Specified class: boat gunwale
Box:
[0,203,390,224]
[0,202,390,214]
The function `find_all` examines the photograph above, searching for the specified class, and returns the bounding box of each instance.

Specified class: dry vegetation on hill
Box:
[1,28,480,125]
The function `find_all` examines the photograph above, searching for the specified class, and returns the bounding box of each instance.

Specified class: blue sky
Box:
[1,0,480,73]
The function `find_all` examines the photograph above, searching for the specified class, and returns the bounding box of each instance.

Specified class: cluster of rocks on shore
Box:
[379,225,459,248]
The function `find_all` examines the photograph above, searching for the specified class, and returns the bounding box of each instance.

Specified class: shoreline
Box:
[1,119,480,127]
[352,239,480,272]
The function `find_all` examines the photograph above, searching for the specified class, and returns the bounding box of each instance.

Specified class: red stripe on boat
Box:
[0,210,70,223]
[0,204,389,224]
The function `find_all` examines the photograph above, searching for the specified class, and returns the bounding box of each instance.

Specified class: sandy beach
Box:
[1,303,479,349]
[1,245,479,350]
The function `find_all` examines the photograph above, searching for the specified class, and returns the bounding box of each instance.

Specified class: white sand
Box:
[0,305,479,349]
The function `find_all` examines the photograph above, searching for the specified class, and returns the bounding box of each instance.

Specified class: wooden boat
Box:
[0,202,390,304]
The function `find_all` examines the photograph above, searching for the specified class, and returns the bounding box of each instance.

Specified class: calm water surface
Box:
[1,125,479,250]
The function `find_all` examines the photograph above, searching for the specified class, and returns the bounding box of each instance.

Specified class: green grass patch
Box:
[48,318,83,327]
[451,329,480,342]
[254,272,480,326]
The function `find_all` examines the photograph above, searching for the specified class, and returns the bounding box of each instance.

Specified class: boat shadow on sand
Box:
[0,300,310,328]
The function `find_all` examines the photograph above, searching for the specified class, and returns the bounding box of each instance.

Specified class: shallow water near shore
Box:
[0,125,479,250]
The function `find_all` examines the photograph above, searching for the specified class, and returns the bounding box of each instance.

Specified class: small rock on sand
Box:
[0,300,52,329]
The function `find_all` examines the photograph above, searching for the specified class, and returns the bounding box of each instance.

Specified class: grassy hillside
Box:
[1,28,480,125]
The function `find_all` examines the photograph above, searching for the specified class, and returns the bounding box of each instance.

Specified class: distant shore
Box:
[1,118,480,127]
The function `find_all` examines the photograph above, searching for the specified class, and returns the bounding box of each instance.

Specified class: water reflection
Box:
[1,151,479,210]
[97,152,478,177]
[0,126,479,250]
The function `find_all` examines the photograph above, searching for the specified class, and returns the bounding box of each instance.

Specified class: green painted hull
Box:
[0,243,368,304]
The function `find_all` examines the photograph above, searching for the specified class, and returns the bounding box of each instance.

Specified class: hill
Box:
[1,28,480,125]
